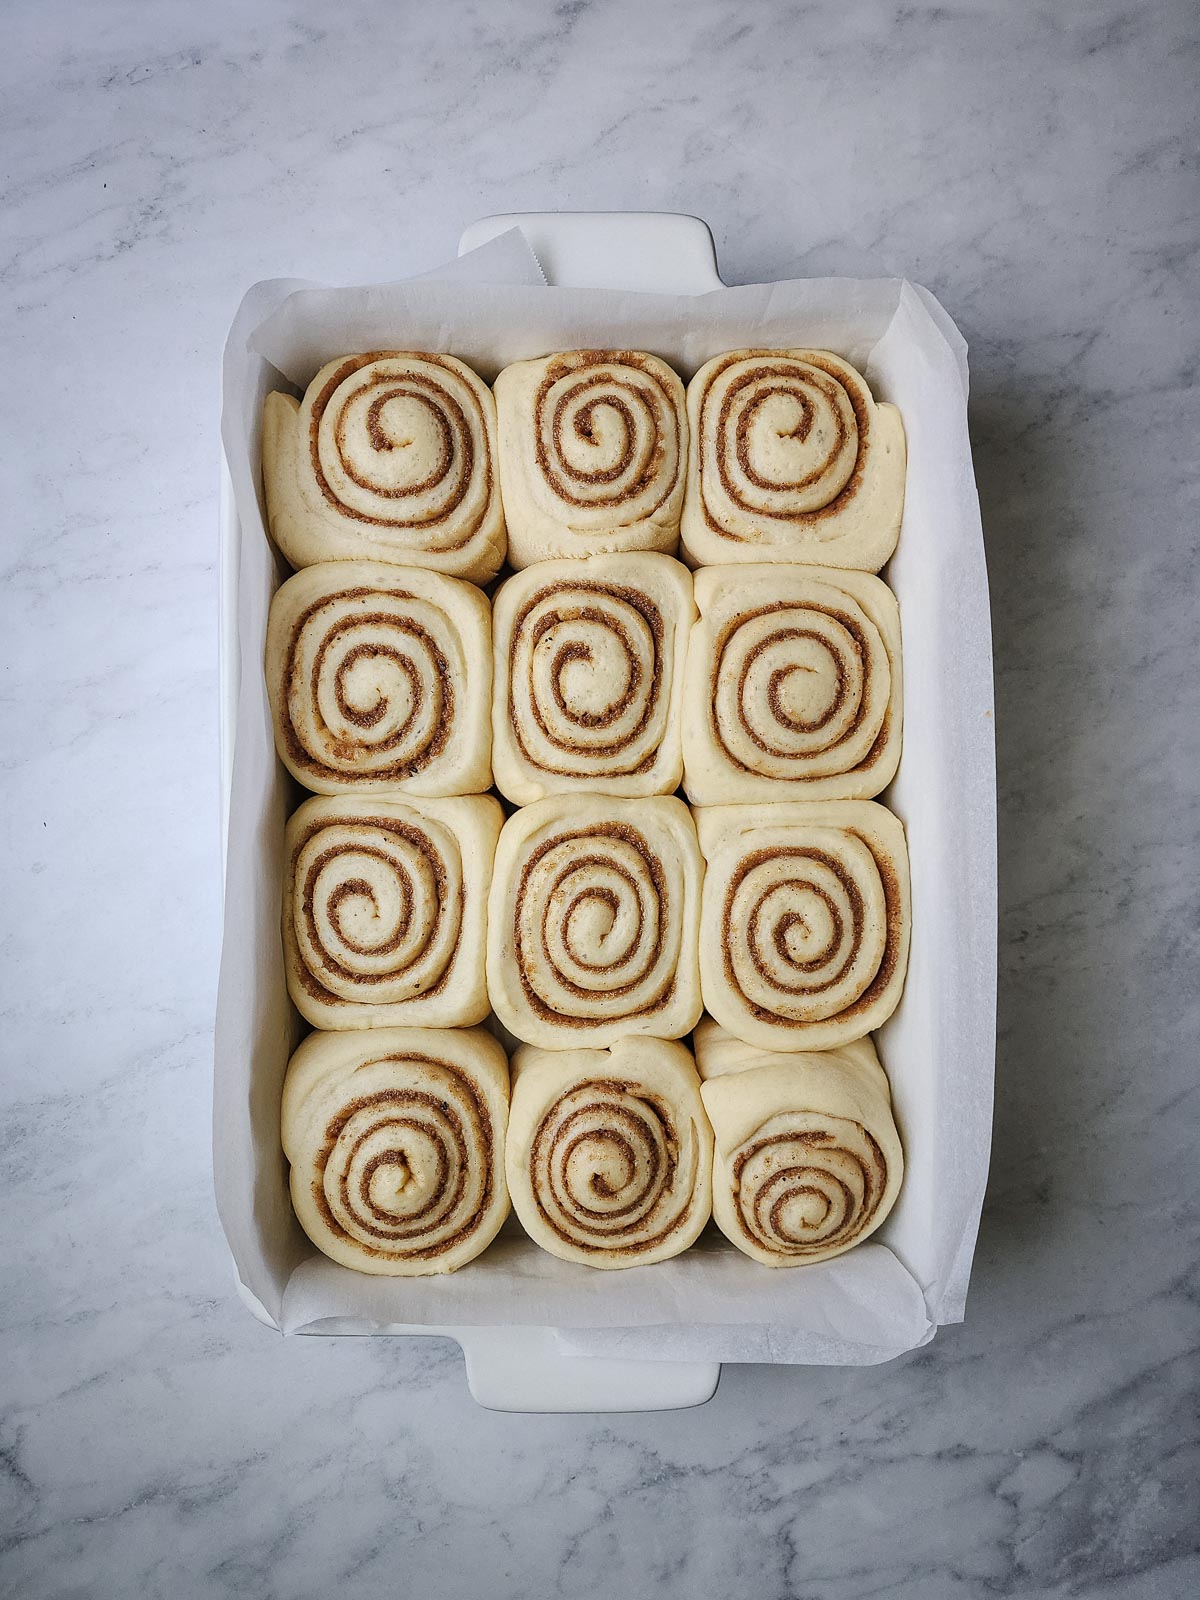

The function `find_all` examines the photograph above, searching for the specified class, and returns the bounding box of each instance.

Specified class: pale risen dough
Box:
[695,800,911,1051]
[494,350,687,567]
[265,560,492,796]
[262,352,505,582]
[680,349,905,571]
[682,564,902,804]
[491,553,695,803]
[505,1037,713,1268]
[693,1019,903,1266]
[281,1025,510,1276]
[486,794,704,1049]
[283,793,502,1030]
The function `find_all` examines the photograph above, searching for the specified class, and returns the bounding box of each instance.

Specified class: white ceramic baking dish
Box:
[215,212,996,1411]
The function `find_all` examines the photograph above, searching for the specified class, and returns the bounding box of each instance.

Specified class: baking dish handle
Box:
[457,1326,719,1414]
[458,210,724,294]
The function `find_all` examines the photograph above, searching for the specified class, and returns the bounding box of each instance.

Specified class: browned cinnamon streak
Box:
[283,588,454,782]
[291,815,459,1008]
[731,1125,888,1254]
[711,602,890,775]
[529,1082,692,1253]
[509,582,664,776]
[533,352,680,514]
[699,352,871,540]
[312,1061,493,1260]
[308,352,491,547]
[514,823,674,1024]
[721,837,901,1026]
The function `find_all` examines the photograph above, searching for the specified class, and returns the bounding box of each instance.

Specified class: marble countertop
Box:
[4,1,1197,1595]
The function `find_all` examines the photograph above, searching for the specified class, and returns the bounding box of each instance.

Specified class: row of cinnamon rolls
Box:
[280,790,909,1055]
[261,348,905,581]
[282,1024,903,1275]
[266,554,902,806]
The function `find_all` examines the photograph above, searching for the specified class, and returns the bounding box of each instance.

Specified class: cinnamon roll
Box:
[505,1038,713,1268]
[265,560,491,796]
[262,352,505,582]
[694,1020,903,1267]
[682,564,902,804]
[680,349,905,572]
[491,553,695,803]
[696,801,911,1051]
[486,794,704,1049]
[283,793,502,1030]
[281,1025,510,1276]
[494,350,687,567]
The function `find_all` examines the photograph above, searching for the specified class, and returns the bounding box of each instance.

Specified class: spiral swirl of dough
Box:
[266,562,492,797]
[681,349,905,571]
[511,583,661,770]
[487,797,704,1049]
[281,1028,510,1276]
[535,1082,678,1245]
[262,353,506,580]
[314,355,487,538]
[318,1066,487,1257]
[715,603,887,776]
[684,566,901,803]
[729,1113,890,1259]
[695,1027,903,1265]
[283,795,500,1030]
[293,812,461,1004]
[711,353,862,516]
[492,554,693,802]
[697,803,910,1051]
[725,830,889,1023]
[531,352,683,527]
[520,826,673,1019]
[505,1039,713,1268]
[495,352,687,566]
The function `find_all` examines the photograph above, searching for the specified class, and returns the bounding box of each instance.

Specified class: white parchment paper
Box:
[214,230,995,1365]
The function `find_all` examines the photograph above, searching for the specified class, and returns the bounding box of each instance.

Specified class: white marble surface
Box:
[3,0,1197,1594]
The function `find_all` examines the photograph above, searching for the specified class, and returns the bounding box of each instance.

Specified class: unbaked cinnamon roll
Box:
[281,1026,510,1276]
[694,1020,903,1266]
[486,795,704,1050]
[680,349,905,571]
[265,560,491,796]
[491,553,694,803]
[283,793,502,1030]
[696,801,910,1051]
[494,350,687,566]
[682,564,902,803]
[262,352,505,582]
[505,1037,713,1268]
